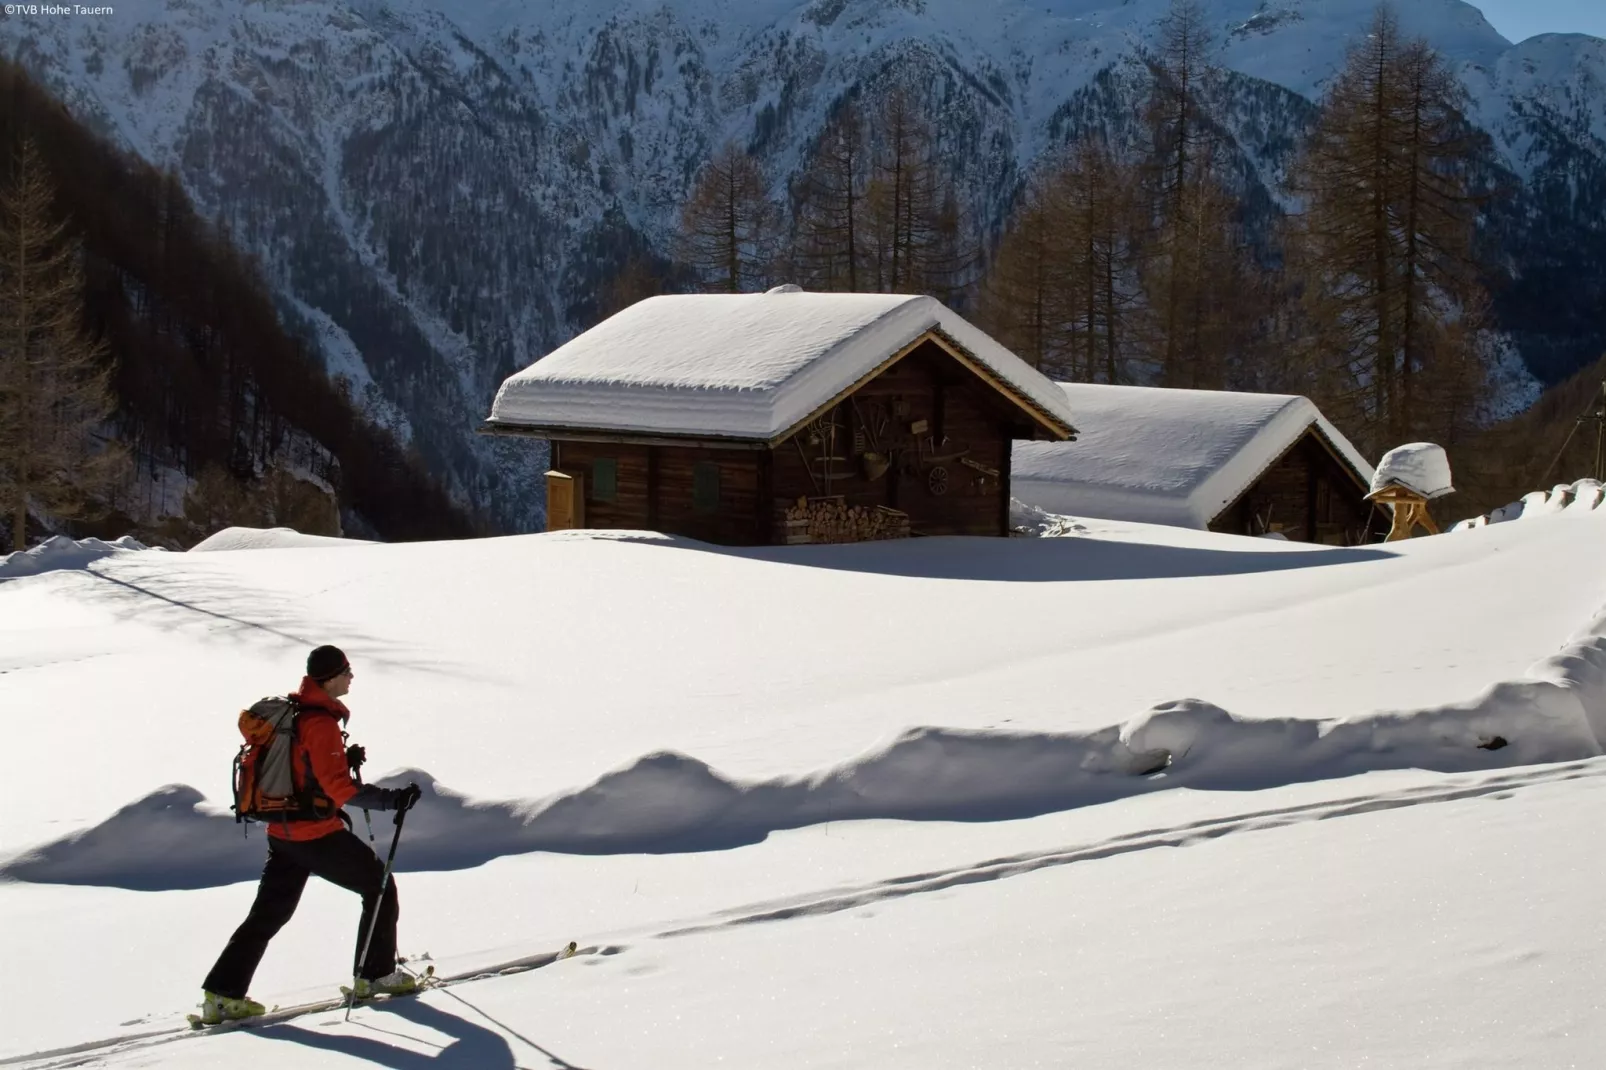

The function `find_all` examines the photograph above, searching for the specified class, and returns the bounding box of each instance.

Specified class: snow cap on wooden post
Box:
[1366,443,1453,541]
[1369,443,1454,501]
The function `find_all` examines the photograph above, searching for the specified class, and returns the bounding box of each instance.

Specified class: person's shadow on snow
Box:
[263,997,588,1070]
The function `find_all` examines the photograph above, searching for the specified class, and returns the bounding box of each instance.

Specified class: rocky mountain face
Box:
[4,0,1603,531]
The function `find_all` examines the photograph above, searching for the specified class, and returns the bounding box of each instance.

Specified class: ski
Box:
[9,941,587,1068]
[181,943,578,1032]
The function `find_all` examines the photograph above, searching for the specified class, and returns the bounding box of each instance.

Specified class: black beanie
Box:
[307,644,350,683]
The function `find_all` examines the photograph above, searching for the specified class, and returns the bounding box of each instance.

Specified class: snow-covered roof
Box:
[485,289,1078,442]
[1370,443,1454,500]
[1011,384,1375,530]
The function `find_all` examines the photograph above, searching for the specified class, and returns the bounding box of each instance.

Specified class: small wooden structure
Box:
[1367,484,1440,541]
[544,470,582,530]
[1366,442,1454,541]
[484,290,1079,545]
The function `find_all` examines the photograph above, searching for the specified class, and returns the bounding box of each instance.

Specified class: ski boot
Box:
[348,969,418,1000]
[197,991,266,1025]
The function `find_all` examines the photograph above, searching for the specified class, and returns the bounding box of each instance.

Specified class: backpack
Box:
[231,696,334,825]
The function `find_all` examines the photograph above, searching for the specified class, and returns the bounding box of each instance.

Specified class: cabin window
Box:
[693,462,720,513]
[591,458,618,503]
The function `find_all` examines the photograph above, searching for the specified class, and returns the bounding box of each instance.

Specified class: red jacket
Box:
[271,677,359,841]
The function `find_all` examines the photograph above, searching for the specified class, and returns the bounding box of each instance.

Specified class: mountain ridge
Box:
[3,0,1601,530]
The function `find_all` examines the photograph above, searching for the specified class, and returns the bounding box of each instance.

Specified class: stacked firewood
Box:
[778,497,910,544]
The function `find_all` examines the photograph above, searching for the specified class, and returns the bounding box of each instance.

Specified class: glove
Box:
[390,782,422,813]
[345,744,366,771]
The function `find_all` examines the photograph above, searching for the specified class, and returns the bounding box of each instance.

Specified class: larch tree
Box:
[1288,3,1492,453]
[0,137,123,551]
[792,101,872,292]
[976,170,1071,372]
[1163,171,1266,390]
[1139,0,1233,386]
[1056,139,1143,384]
[979,140,1142,382]
[866,85,962,296]
[1394,35,1494,446]
[678,141,781,293]
[595,251,664,323]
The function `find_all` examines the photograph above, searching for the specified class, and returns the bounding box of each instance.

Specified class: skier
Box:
[198,644,423,1024]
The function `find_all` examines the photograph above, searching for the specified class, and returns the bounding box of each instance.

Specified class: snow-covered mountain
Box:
[4,0,1604,530]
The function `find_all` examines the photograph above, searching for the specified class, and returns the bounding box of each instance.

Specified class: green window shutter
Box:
[693,462,720,513]
[592,458,617,503]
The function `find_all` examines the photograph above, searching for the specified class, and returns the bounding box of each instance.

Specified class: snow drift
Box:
[1453,478,1605,529]
[9,599,1606,890]
[0,535,156,579]
[188,527,374,551]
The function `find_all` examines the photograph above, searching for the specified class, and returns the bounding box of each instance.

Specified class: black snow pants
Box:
[202,828,400,998]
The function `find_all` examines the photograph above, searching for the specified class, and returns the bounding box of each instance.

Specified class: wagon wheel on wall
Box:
[928,465,950,496]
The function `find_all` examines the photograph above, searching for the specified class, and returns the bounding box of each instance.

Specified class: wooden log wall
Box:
[1210,433,1380,545]
[551,440,765,544]
[650,445,764,545]
[911,378,1011,537]
[546,340,1042,545]
[551,441,652,530]
[769,341,1017,540]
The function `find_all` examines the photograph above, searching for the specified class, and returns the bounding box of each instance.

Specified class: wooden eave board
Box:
[478,422,769,450]
[765,329,1077,450]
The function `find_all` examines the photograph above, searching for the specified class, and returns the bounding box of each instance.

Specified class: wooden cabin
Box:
[482,288,1079,545]
[1012,384,1383,545]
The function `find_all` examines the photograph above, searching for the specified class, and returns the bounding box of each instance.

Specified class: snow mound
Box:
[1452,479,1605,530]
[1370,442,1454,499]
[1007,498,1091,538]
[0,535,156,580]
[11,603,1606,891]
[188,526,375,551]
[0,785,244,890]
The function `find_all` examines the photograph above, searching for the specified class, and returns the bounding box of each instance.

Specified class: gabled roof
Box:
[484,289,1078,443]
[1011,383,1375,529]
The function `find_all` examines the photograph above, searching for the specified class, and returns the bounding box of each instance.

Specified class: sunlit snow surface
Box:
[5,488,1606,1067]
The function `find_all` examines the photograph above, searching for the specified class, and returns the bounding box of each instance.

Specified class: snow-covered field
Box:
[5,489,1606,1067]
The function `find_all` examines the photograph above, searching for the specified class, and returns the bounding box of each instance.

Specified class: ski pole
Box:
[346,802,409,1021]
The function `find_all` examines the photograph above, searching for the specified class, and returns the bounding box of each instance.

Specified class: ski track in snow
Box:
[654,758,1606,937]
[4,757,1599,1070]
